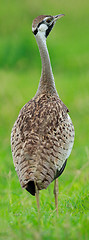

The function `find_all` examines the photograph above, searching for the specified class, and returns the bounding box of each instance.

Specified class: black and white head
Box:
[32,14,65,39]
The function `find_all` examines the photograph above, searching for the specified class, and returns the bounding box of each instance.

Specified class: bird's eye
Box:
[46,19,51,23]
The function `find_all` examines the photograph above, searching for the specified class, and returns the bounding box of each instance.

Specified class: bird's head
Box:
[32,14,65,39]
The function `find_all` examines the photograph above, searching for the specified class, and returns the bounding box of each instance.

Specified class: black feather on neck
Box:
[45,22,54,38]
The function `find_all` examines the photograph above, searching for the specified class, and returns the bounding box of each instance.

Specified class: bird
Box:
[11,14,75,213]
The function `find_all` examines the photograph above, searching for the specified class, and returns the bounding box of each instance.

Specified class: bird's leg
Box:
[35,182,40,213]
[54,178,59,215]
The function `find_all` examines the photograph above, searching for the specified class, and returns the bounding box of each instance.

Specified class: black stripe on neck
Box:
[38,20,44,28]
[33,20,44,36]
[33,28,38,35]
[45,22,54,38]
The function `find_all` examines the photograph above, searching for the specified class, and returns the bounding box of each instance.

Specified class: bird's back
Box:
[11,93,74,195]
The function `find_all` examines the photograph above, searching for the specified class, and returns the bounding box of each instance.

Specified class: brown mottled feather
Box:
[11,93,74,192]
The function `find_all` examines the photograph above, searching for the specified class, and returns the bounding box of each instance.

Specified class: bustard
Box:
[11,14,75,213]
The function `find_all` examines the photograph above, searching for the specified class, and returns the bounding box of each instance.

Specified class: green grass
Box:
[0,0,89,239]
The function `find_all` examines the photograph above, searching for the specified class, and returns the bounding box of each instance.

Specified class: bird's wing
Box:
[11,94,74,190]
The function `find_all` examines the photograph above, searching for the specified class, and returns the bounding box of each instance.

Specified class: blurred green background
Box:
[0,0,89,239]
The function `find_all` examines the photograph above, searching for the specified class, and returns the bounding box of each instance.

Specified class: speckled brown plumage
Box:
[11,93,74,195]
[11,14,75,201]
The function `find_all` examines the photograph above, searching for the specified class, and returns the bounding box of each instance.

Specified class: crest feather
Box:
[32,15,52,29]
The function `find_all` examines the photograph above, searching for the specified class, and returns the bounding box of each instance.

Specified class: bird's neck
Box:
[35,33,58,96]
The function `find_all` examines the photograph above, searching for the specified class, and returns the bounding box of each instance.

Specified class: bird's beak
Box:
[53,14,65,22]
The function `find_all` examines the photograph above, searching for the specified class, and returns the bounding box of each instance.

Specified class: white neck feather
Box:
[35,31,58,96]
